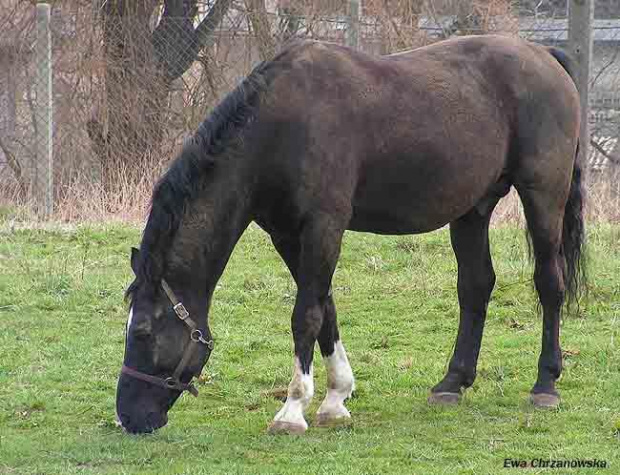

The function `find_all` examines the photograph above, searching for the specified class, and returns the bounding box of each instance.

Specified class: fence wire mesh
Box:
[0,1,618,220]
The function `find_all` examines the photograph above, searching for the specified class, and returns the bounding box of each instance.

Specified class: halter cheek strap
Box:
[121,279,214,397]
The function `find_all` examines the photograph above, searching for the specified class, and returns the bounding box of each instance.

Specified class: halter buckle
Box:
[173,302,189,320]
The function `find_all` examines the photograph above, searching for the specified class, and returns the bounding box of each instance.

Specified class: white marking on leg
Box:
[317,340,355,422]
[272,358,314,430]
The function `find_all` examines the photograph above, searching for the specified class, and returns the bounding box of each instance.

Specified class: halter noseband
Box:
[121,279,214,397]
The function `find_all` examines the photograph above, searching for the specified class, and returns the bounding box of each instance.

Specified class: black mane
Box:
[127,60,273,300]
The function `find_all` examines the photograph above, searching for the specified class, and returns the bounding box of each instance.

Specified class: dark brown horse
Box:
[116,35,585,434]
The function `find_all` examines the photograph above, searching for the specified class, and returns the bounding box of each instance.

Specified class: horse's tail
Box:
[561,141,587,311]
[546,46,587,311]
[546,46,577,83]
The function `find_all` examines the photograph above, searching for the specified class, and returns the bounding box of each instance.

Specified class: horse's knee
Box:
[458,266,495,311]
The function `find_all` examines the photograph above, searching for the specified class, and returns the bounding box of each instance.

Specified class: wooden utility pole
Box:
[568,0,594,162]
[36,3,53,218]
[347,0,360,49]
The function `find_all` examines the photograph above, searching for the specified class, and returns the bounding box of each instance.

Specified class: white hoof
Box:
[315,404,352,427]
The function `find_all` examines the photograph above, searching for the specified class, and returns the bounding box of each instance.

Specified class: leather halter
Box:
[121,279,214,397]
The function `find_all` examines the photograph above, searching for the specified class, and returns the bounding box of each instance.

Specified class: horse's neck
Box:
[171,178,251,289]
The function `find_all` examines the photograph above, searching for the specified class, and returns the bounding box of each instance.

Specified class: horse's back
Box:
[255,36,580,235]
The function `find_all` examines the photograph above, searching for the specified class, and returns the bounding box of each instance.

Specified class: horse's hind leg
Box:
[429,207,496,404]
[268,213,350,434]
[516,184,568,408]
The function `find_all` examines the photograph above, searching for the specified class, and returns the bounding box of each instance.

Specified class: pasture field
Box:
[0,222,619,475]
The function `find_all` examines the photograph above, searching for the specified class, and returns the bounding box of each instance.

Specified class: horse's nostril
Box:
[119,413,134,430]
[118,410,167,433]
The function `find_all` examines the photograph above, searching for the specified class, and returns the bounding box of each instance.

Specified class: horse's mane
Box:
[126,60,273,301]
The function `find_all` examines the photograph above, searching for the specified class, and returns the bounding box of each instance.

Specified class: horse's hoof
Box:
[427,392,461,405]
[267,421,307,435]
[315,413,353,428]
[530,392,560,409]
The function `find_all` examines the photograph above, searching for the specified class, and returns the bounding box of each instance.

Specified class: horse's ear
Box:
[130,247,140,275]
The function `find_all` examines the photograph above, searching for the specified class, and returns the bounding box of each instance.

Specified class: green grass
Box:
[1,223,619,475]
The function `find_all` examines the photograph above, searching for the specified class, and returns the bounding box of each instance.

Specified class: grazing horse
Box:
[116,35,585,434]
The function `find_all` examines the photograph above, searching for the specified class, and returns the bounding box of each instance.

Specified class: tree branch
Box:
[590,138,620,166]
[195,0,235,49]
[153,0,234,81]
[245,0,277,60]
[590,46,619,90]
[0,134,27,197]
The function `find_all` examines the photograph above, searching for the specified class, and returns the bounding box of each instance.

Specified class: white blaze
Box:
[118,305,135,430]
[126,306,134,332]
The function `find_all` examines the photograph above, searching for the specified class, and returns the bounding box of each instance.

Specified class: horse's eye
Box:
[132,331,151,341]
[131,322,153,340]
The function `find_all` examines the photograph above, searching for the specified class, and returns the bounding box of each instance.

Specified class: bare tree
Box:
[87,0,234,188]
[245,0,277,60]
[0,0,32,197]
[439,0,516,35]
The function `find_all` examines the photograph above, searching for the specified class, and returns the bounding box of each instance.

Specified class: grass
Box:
[0,222,619,475]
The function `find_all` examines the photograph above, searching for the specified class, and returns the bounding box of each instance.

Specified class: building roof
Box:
[418,16,620,43]
[519,18,620,42]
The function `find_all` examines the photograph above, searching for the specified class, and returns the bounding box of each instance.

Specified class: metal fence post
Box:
[35,3,53,218]
[568,0,594,163]
[347,0,360,49]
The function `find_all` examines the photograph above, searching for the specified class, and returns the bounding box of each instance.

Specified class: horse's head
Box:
[116,248,213,434]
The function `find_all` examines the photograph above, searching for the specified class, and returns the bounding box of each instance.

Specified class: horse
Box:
[116,34,585,434]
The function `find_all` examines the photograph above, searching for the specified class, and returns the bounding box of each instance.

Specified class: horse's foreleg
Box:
[269,355,315,434]
[268,213,347,434]
[268,291,325,434]
[315,294,355,426]
[429,208,495,404]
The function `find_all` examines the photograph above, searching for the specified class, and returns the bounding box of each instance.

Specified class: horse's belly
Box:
[348,199,464,235]
[347,208,446,235]
[348,162,500,235]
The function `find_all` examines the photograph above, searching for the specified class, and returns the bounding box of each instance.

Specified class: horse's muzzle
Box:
[117,410,168,434]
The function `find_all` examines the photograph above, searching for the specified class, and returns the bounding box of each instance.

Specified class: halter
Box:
[121,279,214,397]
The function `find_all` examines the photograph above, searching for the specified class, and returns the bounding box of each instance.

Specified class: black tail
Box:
[562,142,587,310]
[547,46,587,311]
[547,47,577,83]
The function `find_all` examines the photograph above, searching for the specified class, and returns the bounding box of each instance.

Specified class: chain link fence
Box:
[0,1,618,220]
